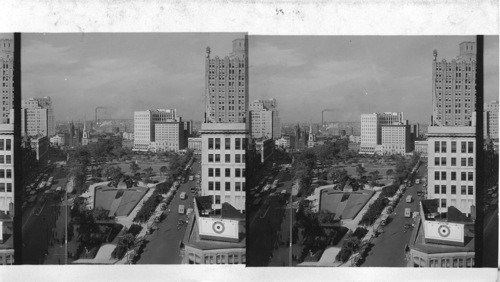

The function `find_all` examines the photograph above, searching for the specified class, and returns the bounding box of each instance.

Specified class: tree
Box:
[129,162,140,175]
[160,166,168,176]
[386,169,394,180]
[356,164,366,179]
[144,167,154,179]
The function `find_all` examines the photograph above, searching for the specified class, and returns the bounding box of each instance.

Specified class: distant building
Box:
[409,199,475,267]
[30,136,49,162]
[275,135,291,149]
[200,123,247,212]
[0,39,14,124]
[348,142,360,152]
[431,42,476,127]
[349,135,361,144]
[360,112,404,154]
[249,99,280,140]
[122,132,134,140]
[188,137,202,154]
[381,123,413,155]
[0,123,13,214]
[414,140,428,157]
[133,109,186,152]
[307,123,317,148]
[255,138,274,165]
[204,38,248,124]
[484,100,499,139]
[50,133,66,147]
[427,126,476,215]
[182,197,245,264]
[21,97,55,137]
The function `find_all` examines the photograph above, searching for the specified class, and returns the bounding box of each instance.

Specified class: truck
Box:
[180,192,187,200]
[189,175,194,181]
[406,195,413,203]
[178,204,185,214]
[415,179,420,185]
[404,208,411,218]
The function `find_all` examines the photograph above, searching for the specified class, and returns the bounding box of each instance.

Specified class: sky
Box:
[22,33,246,122]
[250,36,499,124]
[22,34,498,124]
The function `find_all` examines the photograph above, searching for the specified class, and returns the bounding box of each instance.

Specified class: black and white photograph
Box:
[246,36,498,268]
[0,1,498,281]
[20,33,247,265]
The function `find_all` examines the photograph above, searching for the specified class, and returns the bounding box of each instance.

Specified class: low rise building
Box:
[408,199,474,267]
[275,135,292,149]
[188,137,202,154]
[50,133,66,147]
[414,140,428,157]
[381,123,413,155]
[182,196,245,265]
[0,213,13,265]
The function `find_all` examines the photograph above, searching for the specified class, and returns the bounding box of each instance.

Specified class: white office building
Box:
[0,123,13,214]
[200,123,248,212]
[427,126,476,215]
[21,97,55,137]
[360,112,404,154]
[249,99,280,140]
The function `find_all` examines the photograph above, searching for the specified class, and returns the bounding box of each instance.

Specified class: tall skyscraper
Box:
[21,97,55,137]
[201,38,249,212]
[249,98,281,140]
[0,39,13,125]
[484,100,499,139]
[204,38,248,124]
[360,112,404,154]
[431,42,476,127]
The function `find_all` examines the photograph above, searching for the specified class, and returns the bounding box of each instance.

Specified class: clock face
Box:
[212,221,225,234]
[438,225,451,237]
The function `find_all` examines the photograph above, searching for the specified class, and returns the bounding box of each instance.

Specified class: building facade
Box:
[484,100,499,139]
[427,126,476,215]
[133,109,185,151]
[204,38,248,124]
[200,123,247,212]
[49,133,66,147]
[0,39,13,125]
[188,137,202,153]
[249,99,280,140]
[0,124,13,214]
[21,97,55,137]
[255,138,274,165]
[30,136,49,162]
[431,42,476,127]
[414,140,428,157]
[360,112,404,154]
[381,124,413,155]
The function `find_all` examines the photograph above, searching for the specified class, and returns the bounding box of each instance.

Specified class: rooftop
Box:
[94,186,149,217]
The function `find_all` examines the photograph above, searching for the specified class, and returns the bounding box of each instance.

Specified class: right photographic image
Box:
[246,35,498,268]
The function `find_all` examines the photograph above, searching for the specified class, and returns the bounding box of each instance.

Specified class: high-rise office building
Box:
[249,99,281,140]
[360,112,404,154]
[0,39,13,125]
[431,42,476,127]
[484,100,499,139]
[0,122,13,214]
[204,38,248,124]
[133,109,185,152]
[21,97,55,137]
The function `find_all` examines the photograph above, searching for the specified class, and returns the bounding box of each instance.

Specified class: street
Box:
[247,167,294,266]
[136,160,200,264]
[361,163,426,267]
[22,164,69,264]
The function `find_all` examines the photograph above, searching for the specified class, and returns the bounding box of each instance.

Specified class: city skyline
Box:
[22,33,246,122]
[250,36,498,123]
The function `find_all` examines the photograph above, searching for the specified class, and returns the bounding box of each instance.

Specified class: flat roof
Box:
[409,217,475,254]
[319,189,374,220]
[183,212,246,251]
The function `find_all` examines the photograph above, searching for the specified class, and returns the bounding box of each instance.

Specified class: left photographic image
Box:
[20,33,247,264]
[0,33,15,265]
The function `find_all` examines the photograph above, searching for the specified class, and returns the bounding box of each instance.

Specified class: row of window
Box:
[0,139,11,151]
[0,183,12,192]
[208,137,247,150]
[434,140,473,154]
[187,252,245,265]
[434,171,473,181]
[434,184,473,195]
[0,169,12,179]
[434,157,473,167]
[208,166,246,177]
[207,181,245,191]
[413,255,474,267]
